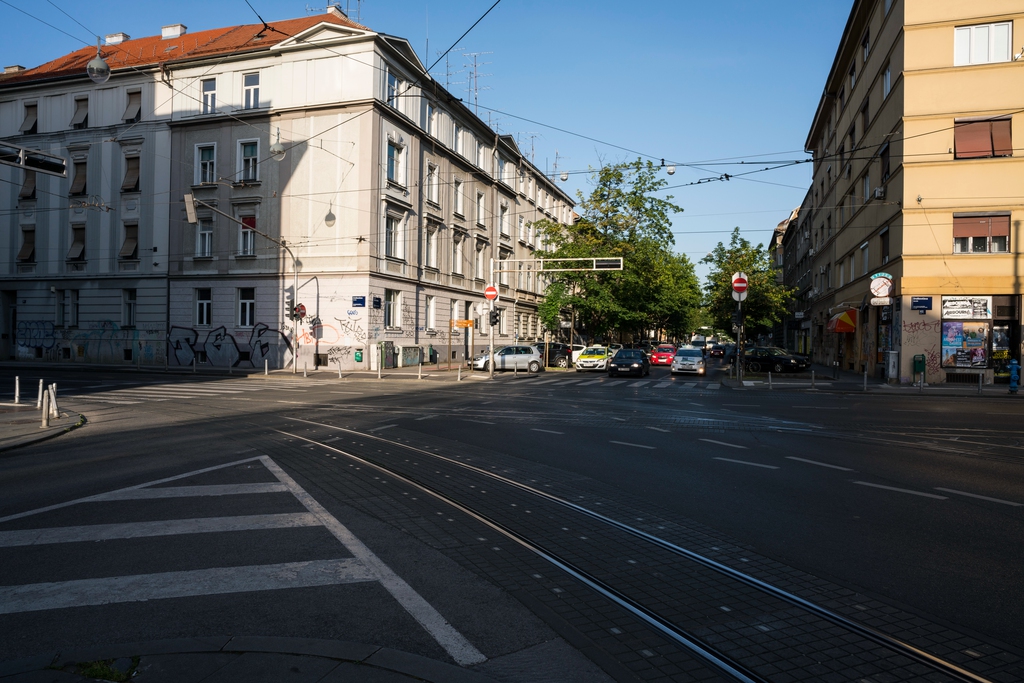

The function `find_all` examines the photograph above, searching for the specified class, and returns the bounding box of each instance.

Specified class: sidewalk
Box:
[720,362,1024,397]
[0,401,83,454]
[0,636,496,683]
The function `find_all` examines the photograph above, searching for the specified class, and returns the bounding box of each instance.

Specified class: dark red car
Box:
[650,344,676,365]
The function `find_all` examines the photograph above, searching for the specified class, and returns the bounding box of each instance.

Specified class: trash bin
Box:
[913,354,926,373]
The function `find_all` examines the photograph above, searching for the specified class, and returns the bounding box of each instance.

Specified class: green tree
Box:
[701,228,792,337]
[534,159,697,341]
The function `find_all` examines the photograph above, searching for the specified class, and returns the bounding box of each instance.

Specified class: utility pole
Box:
[488,257,496,380]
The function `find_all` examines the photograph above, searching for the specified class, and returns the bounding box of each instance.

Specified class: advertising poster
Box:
[941,296,992,320]
[941,321,988,368]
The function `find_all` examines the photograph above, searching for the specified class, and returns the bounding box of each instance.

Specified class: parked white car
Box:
[472,345,544,372]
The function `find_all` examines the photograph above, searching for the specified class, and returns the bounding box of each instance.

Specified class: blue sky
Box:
[1,0,852,280]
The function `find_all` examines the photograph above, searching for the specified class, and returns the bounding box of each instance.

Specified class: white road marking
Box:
[723,404,759,407]
[853,481,947,499]
[0,513,319,547]
[368,424,399,432]
[705,384,720,390]
[554,380,582,385]
[92,483,289,501]
[465,419,496,425]
[577,379,603,386]
[714,457,778,469]
[531,428,564,435]
[609,441,655,450]
[699,438,747,449]
[330,391,363,395]
[646,427,670,433]
[605,380,627,386]
[681,382,697,389]
[532,379,562,385]
[611,417,626,422]
[786,457,854,472]
[792,406,841,409]
[261,455,487,665]
[934,487,1022,506]
[0,559,374,615]
[631,381,650,388]
[415,414,438,421]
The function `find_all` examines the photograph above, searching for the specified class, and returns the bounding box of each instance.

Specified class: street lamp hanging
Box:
[86,38,110,84]
[269,127,287,162]
[325,202,336,227]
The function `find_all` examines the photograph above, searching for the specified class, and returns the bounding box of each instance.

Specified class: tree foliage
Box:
[533,159,701,340]
[701,228,792,337]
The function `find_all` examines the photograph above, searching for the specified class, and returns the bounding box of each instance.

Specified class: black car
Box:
[533,342,572,368]
[742,346,810,373]
[709,344,725,358]
[607,349,650,377]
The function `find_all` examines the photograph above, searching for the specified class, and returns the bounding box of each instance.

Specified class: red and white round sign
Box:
[484,286,498,301]
[731,272,748,293]
[294,303,306,319]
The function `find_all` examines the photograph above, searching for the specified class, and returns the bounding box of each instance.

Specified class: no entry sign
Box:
[731,272,748,293]
[484,285,498,300]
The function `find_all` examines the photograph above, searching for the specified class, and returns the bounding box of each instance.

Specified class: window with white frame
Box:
[239,216,256,256]
[517,262,523,289]
[862,31,870,62]
[386,71,401,108]
[848,63,856,90]
[425,226,437,268]
[197,144,216,184]
[498,308,507,335]
[476,192,485,226]
[238,287,255,327]
[955,22,1012,66]
[452,233,464,275]
[426,163,439,204]
[123,91,141,123]
[201,78,217,114]
[476,138,486,169]
[196,218,213,257]
[527,220,534,246]
[70,98,88,129]
[384,288,401,328]
[882,64,892,98]
[453,178,464,216]
[67,290,79,327]
[239,140,259,181]
[425,295,436,330]
[474,240,485,279]
[953,215,1010,253]
[196,288,212,326]
[454,124,463,155]
[425,103,434,136]
[518,169,525,194]
[123,289,137,327]
[387,140,404,185]
[385,214,402,259]
[518,216,526,242]
[862,173,871,204]
[499,203,509,236]
[498,252,510,285]
[121,156,140,193]
[860,242,869,275]
[243,73,260,109]
[497,157,506,184]
[20,103,37,135]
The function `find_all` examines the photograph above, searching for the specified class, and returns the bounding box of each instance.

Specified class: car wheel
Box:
[528,360,540,373]
[773,363,784,373]
[482,361,489,371]
[746,362,759,372]
[556,356,568,368]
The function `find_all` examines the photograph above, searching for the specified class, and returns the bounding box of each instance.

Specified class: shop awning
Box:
[828,309,857,333]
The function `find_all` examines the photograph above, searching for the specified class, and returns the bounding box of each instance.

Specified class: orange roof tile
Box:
[0,11,369,86]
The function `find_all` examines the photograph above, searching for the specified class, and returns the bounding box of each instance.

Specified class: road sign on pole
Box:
[484,285,498,300]
[731,272,748,293]
[294,303,306,319]
[732,289,747,302]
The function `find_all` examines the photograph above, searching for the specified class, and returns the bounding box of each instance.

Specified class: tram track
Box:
[276,415,999,683]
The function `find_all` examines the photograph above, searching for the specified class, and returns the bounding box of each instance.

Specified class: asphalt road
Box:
[0,361,1022,681]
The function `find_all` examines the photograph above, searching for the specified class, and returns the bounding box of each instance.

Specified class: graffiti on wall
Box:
[167,322,291,367]
[17,319,155,363]
[900,319,943,383]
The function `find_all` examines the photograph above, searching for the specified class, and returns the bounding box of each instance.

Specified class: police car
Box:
[574,346,611,372]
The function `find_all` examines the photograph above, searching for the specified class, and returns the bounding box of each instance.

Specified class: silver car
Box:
[670,347,706,376]
[472,345,544,372]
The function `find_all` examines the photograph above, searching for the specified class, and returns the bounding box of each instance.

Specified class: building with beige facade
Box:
[797,0,1024,384]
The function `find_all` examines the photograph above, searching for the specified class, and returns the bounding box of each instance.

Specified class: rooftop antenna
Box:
[551,150,569,182]
[344,0,363,22]
[431,46,464,89]
[463,51,492,116]
[515,132,539,163]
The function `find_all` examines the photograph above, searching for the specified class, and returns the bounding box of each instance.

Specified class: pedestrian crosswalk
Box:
[527,376,719,390]
[0,455,485,665]
[65,379,336,405]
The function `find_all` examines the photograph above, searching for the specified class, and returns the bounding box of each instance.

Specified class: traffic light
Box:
[489,309,500,327]
[285,296,295,320]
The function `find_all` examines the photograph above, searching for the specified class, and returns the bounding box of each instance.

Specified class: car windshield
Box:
[656,346,675,353]
[676,349,702,358]
[767,347,789,356]
[614,350,643,360]
[582,347,605,355]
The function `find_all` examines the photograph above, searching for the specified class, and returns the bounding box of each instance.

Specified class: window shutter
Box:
[990,215,1011,237]
[19,171,36,199]
[952,216,991,238]
[121,157,140,192]
[122,92,142,121]
[69,162,87,195]
[954,121,993,158]
[70,99,88,127]
[19,105,37,133]
[992,119,1012,157]
[17,227,34,261]
[67,226,85,260]
[119,224,138,258]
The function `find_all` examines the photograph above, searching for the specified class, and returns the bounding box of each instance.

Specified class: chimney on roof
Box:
[3,65,25,74]
[326,4,348,18]
[161,24,187,40]
[105,32,130,45]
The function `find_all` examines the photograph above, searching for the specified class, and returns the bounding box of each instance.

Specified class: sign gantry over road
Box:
[732,271,748,302]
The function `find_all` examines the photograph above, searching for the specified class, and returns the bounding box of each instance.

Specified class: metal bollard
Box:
[41,392,49,428]
[377,362,382,380]
[193,358,197,373]
[14,376,19,404]
[265,359,269,376]
[228,363,233,375]
[418,362,422,380]
[514,363,518,378]
[303,363,307,378]
[864,370,868,391]
[37,379,43,409]
[768,372,772,390]
[338,363,343,379]
[49,384,58,418]
[811,370,815,389]
[979,372,983,395]
[458,366,462,382]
